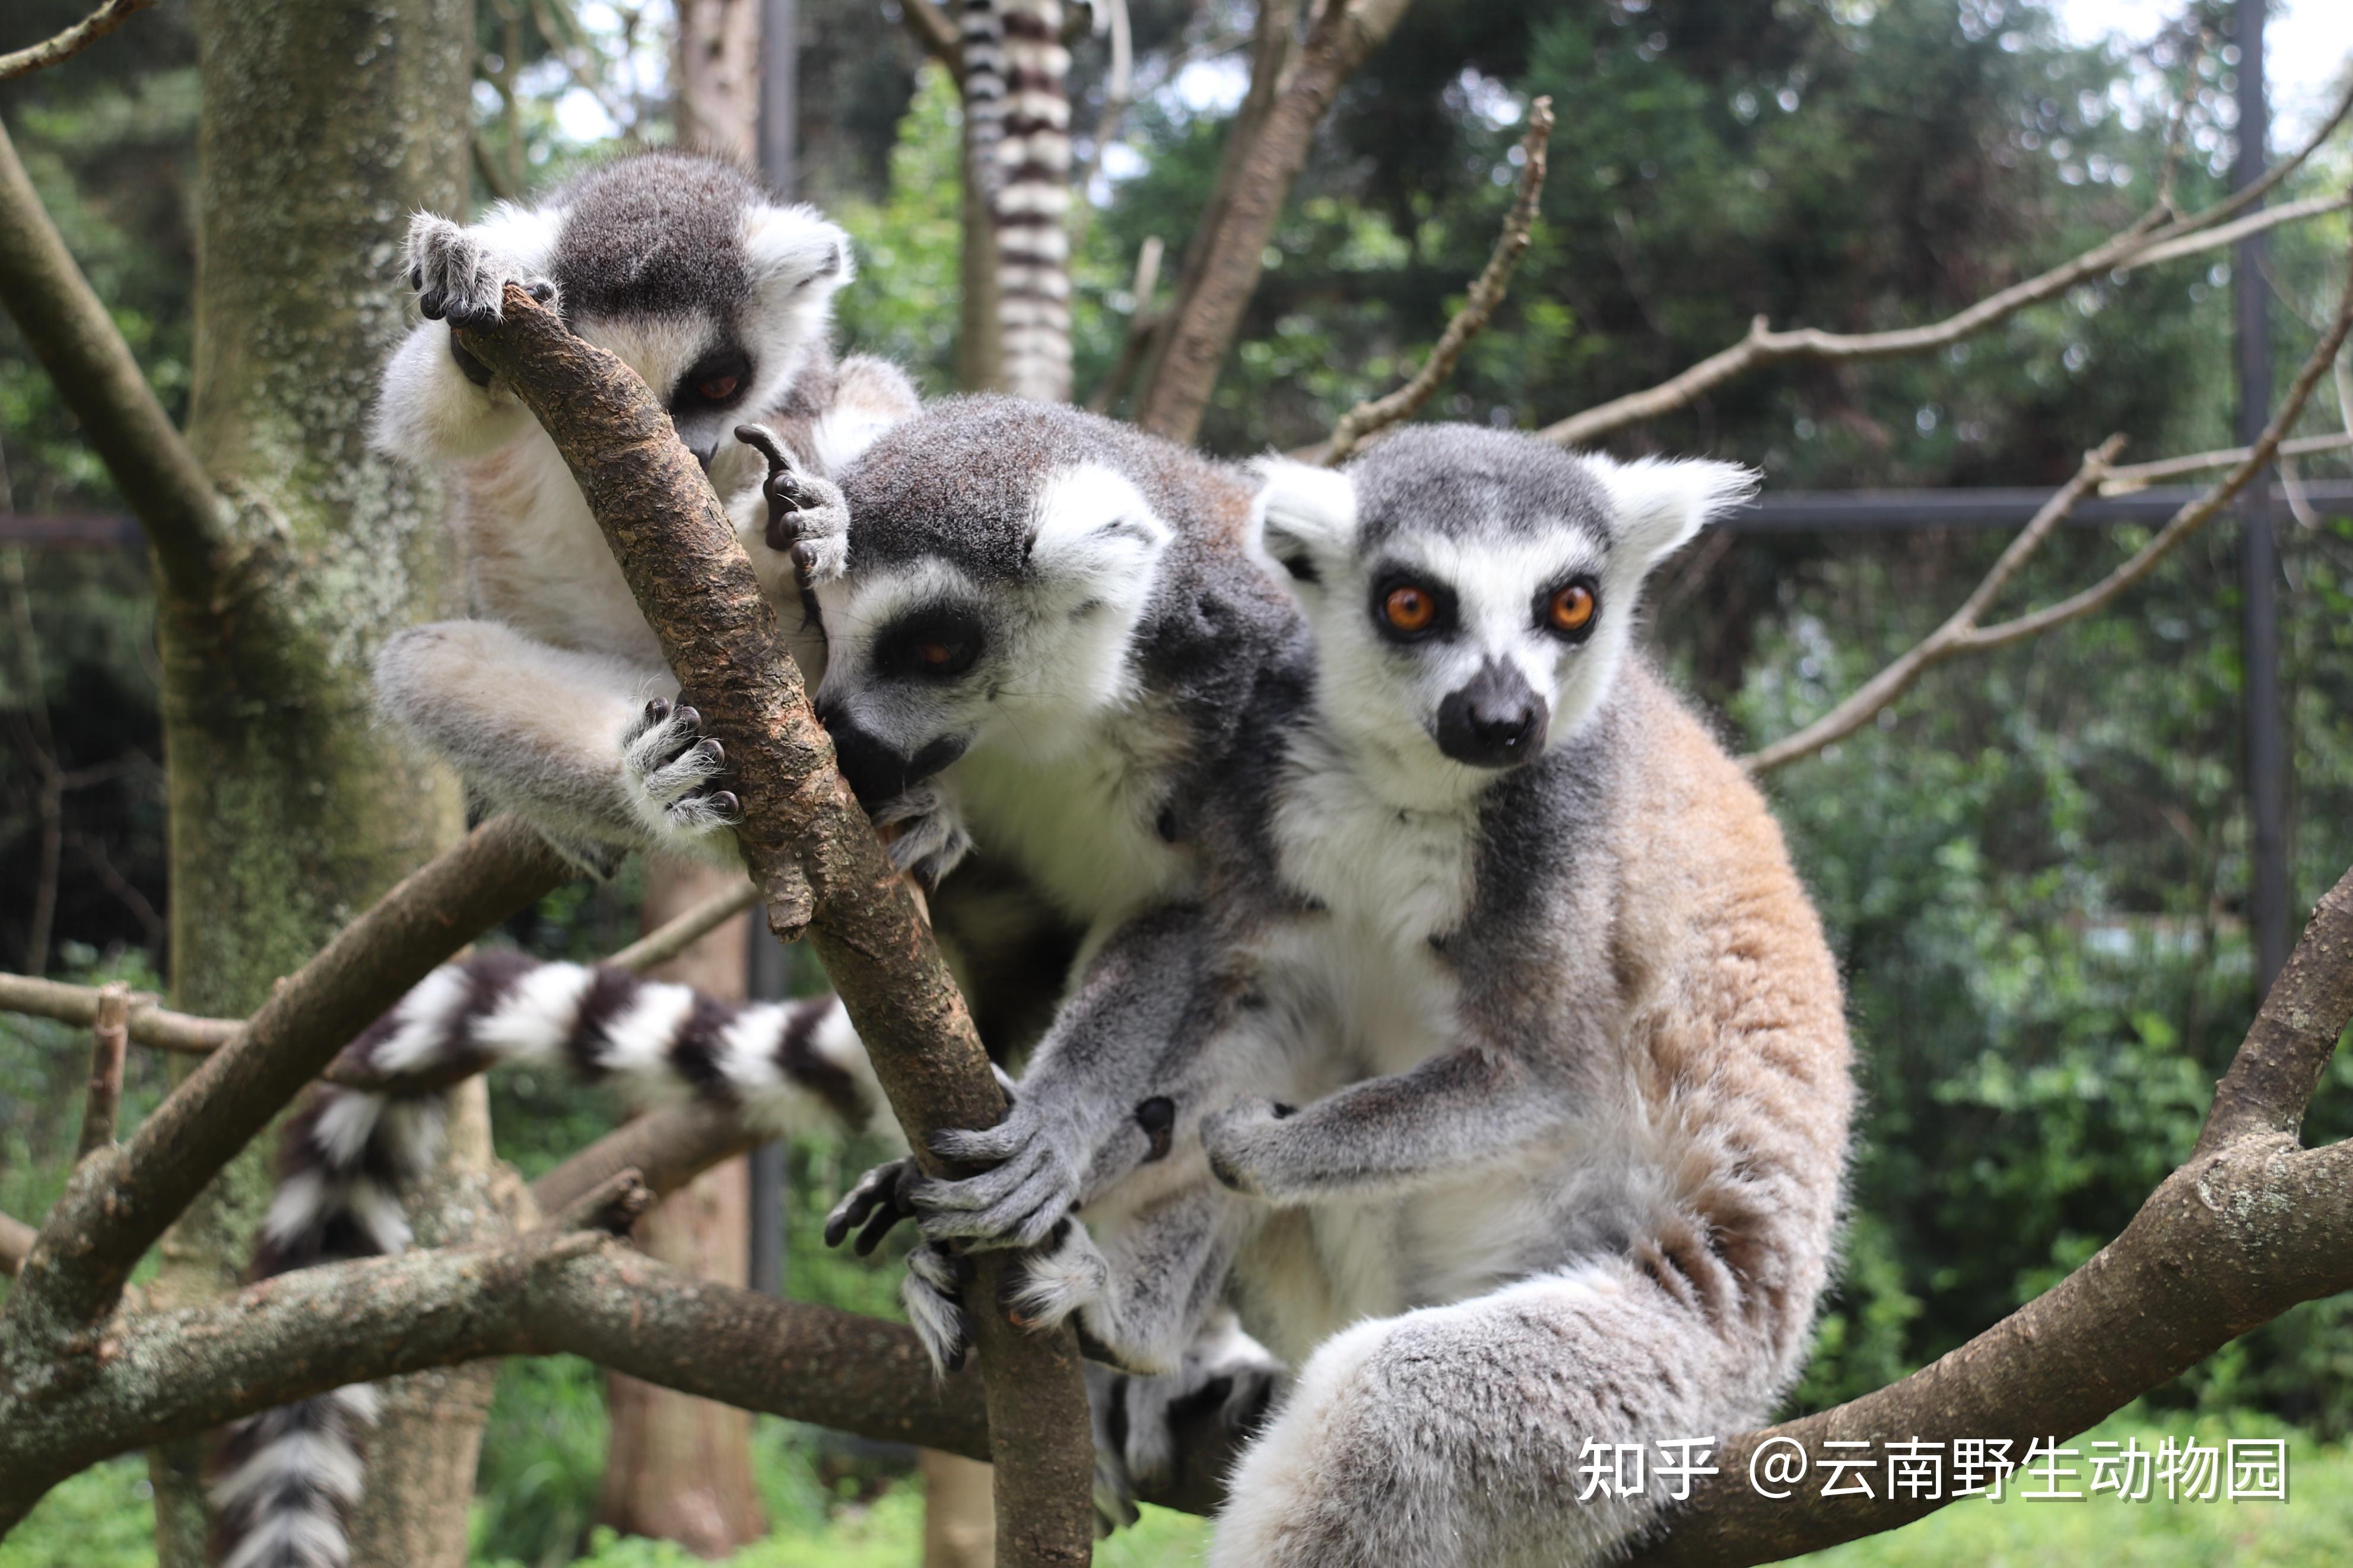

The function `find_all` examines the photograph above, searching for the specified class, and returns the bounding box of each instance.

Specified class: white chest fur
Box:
[456,435,663,666]
[1271,731,1479,952]
[948,705,1193,930]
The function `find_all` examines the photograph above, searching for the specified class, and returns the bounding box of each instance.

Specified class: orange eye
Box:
[919,641,954,667]
[1548,583,1596,635]
[1382,584,1437,634]
[698,374,740,402]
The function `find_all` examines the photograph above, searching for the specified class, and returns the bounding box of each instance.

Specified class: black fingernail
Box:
[419,291,445,319]
[531,280,555,301]
[675,705,700,731]
[693,737,724,766]
[409,266,423,289]
[791,542,817,571]
[707,790,739,818]
[645,697,671,724]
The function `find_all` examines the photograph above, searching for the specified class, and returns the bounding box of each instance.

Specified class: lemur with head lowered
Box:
[836,426,1855,1567]
[214,152,931,1568]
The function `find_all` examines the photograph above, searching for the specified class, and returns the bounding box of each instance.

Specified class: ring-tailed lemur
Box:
[228,395,1313,1561]
[839,427,1855,1566]
[214,152,923,1568]
[961,0,1078,402]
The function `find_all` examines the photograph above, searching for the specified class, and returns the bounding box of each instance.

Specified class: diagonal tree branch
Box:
[0,0,155,82]
[0,119,226,599]
[1745,223,2353,776]
[1134,0,1419,443]
[453,285,1095,1568]
[0,813,570,1345]
[1323,96,1554,464]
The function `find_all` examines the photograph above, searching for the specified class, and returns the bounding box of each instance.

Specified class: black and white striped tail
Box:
[990,0,1074,402]
[209,952,881,1567]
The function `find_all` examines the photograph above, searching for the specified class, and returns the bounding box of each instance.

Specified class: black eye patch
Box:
[874,603,986,682]
[672,345,753,410]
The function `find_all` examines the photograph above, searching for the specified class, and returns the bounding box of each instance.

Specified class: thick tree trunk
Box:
[675,0,762,163]
[142,2,477,1563]
[598,857,768,1557]
[922,1449,996,1568]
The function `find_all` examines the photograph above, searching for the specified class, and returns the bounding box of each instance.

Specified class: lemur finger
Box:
[918,1140,1056,1212]
[823,1159,916,1249]
[926,1115,1036,1167]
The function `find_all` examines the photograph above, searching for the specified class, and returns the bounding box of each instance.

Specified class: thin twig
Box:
[1745,222,2353,775]
[74,984,130,1160]
[603,876,761,971]
[1085,235,1164,413]
[0,0,154,82]
[0,1210,33,1277]
[0,972,240,1053]
[1325,96,1554,465]
[1538,90,2353,451]
[2122,190,2352,270]
[2100,431,2353,492]
[1742,440,2123,774]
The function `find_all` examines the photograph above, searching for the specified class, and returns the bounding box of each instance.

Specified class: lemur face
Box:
[810,456,1173,807]
[1252,427,1752,794]
[541,154,851,483]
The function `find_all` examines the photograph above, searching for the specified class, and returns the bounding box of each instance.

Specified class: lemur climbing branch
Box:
[446,282,1098,1568]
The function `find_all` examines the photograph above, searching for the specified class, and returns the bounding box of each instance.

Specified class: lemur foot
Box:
[872,787,976,890]
[920,1097,1088,1250]
[823,1157,923,1256]
[622,699,740,850]
[735,424,849,586]
[1091,1322,1285,1527]
[999,1219,1108,1334]
[401,212,557,329]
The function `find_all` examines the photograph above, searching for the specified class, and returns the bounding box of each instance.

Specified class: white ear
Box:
[1587,455,1757,570]
[1247,458,1357,590]
[1027,464,1172,588]
[744,204,854,300]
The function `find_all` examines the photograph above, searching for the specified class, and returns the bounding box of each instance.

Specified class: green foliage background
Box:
[4,0,2352,1563]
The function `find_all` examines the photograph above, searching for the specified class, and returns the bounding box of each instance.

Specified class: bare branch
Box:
[901,0,964,77]
[0,814,570,1343]
[1538,107,2353,453]
[0,118,226,597]
[0,973,239,1054]
[1741,441,2122,774]
[1324,97,1554,465]
[2198,866,2353,1155]
[0,0,155,82]
[1745,222,2353,775]
[0,1212,32,1278]
[604,876,761,972]
[73,984,129,1160]
[1135,0,1420,442]
[532,1101,760,1216]
[455,286,1095,1566]
[1084,234,1164,413]
[2123,189,2352,270]
[2101,430,2353,492]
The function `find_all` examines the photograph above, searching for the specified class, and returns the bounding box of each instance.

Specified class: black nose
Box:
[1434,659,1548,768]
[820,710,970,806]
[688,438,719,472]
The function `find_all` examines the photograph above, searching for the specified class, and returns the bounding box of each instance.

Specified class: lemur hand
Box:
[870,787,975,891]
[735,424,849,586]
[402,214,558,386]
[823,1157,924,1255]
[919,1093,1090,1251]
[1200,1096,1300,1199]
[620,698,741,853]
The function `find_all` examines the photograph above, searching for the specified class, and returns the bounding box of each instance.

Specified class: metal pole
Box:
[2234,0,2290,992]
[747,0,799,1295]
[759,0,798,197]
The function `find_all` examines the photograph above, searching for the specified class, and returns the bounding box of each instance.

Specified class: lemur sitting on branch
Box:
[831,427,1856,1566]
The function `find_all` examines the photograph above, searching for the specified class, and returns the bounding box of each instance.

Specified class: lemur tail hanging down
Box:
[211,953,883,1568]
[964,0,1077,402]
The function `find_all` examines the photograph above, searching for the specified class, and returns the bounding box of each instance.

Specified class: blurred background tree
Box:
[4,1,2351,1563]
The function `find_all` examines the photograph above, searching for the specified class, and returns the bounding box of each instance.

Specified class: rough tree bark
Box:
[451,285,1096,1567]
[131,4,486,1562]
[675,0,763,163]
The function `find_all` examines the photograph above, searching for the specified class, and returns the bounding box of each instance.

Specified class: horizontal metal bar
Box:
[1727,481,2353,533]
[4,481,2349,547]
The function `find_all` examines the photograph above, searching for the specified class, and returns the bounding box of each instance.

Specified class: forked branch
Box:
[0,0,155,82]
[1744,224,2353,776]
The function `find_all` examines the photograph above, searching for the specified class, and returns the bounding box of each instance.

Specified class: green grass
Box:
[5,1413,2344,1567]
